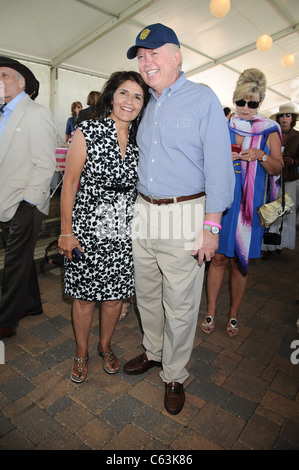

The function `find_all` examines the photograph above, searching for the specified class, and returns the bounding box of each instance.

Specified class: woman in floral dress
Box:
[58,71,149,382]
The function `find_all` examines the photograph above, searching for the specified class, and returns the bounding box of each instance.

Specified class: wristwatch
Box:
[203,224,220,235]
[260,154,268,162]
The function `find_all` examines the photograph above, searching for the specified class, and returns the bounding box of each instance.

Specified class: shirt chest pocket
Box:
[164,117,192,149]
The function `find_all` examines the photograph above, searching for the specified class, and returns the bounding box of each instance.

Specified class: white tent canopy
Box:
[1,0,298,142]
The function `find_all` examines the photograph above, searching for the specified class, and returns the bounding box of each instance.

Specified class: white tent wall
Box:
[15,60,106,144]
[56,69,106,143]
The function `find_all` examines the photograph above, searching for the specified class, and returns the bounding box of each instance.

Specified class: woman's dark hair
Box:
[86,90,101,106]
[79,71,149,143]
[276,113,297,128]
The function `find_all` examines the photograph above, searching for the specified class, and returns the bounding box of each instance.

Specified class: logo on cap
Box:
[139,28,151,40]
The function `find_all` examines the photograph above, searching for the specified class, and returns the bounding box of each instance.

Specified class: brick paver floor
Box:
[0,235,298,452]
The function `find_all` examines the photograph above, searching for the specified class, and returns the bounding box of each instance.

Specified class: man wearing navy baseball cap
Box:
[126,23,180,59]
[123,24,235,415]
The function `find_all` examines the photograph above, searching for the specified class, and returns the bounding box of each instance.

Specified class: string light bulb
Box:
[281,54,295,67]
[256,34,273,52]
[210,0,231,18]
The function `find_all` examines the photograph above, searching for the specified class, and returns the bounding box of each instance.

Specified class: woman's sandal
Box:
[226,318,239,337]
[118,299,130,321]
[70,355,89,383]
[99,350,120,374]
[201,315,215,335]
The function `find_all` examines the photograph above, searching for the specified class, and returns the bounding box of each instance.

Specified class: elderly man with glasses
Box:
[0,57,56,340]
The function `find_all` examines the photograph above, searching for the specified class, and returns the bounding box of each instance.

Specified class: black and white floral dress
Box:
[64,117,138,301]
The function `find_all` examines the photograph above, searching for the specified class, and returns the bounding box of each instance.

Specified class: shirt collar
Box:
[4,91,26,113]
[149,72,186,101]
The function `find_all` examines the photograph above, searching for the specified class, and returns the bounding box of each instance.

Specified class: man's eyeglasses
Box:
[277,113,292,118]
[235,99,260,109]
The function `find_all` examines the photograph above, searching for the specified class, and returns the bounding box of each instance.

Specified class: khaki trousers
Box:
[132,194,205,383]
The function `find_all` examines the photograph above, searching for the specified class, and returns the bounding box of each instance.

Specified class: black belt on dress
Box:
[139,191,205,205]
[103,186,135,193]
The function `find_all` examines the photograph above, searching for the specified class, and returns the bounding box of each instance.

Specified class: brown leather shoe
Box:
[123,352,162,375]
[0,327,17,339]
[21,308,43,319]
[164,382,185,415]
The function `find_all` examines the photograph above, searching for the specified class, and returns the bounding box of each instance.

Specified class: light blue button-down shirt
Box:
[136,73,235,214]
[0,91,26,141]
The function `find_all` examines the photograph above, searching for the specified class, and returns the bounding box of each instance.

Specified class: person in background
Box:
[58,71,149,384]
[78,90,101,121]
[64,101,82,143]
[224,106,234,120]
[0,56,56,340]
[123,23,235,415]
[261,103,299,259]
[204,68,283,337]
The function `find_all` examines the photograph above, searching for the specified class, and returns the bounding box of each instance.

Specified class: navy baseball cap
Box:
[127,23,180,59]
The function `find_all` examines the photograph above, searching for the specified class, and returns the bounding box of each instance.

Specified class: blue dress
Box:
[65,116,77,136]
[218,130,269,262]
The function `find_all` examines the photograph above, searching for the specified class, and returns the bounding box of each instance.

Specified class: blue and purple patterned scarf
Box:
[228,114,281,276]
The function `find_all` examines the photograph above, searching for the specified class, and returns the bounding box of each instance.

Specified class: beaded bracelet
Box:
[203,220,222,229]
[59,233,74,237]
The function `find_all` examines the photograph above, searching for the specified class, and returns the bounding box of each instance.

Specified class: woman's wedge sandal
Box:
[70,355,89,383]
[201,315,215,335]
[226,318,239,337]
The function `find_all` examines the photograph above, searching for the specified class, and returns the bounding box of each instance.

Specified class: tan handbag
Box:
[257,164,294,230]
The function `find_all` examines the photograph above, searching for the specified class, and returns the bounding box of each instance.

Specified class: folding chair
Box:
[50,146,68,198]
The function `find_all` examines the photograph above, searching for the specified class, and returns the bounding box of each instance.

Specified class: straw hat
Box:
[0,56,39,100]
[270,102,299,121]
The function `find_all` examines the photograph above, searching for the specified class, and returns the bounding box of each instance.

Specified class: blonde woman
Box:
[204,68,283,337]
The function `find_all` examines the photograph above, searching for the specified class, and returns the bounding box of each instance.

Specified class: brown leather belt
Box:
[139,191,205,205]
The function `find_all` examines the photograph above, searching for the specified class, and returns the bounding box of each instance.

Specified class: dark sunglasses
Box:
[235,99,261,109]
[277,113,292,118]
